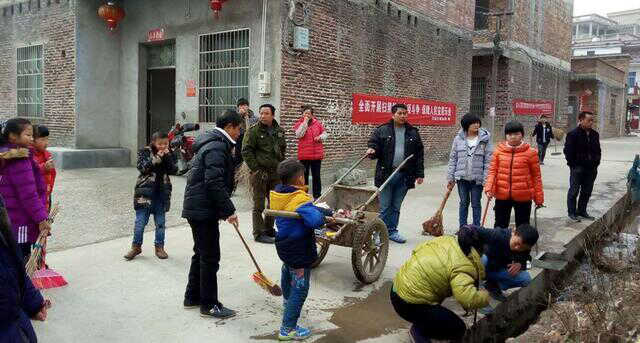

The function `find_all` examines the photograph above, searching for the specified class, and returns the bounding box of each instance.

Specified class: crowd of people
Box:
[0,99,603,342]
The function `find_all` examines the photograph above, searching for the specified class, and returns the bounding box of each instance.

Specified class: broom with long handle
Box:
[231,221,282,296]
[481,196,492,227]
[422,185,454,236]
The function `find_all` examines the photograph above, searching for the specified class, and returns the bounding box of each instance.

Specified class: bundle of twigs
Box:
[234,162,255,197]
[26,204,59,276]
[422,187,454,237]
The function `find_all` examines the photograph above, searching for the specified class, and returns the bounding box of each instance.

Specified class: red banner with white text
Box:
[352,94,457,125]
[512,99,555,116]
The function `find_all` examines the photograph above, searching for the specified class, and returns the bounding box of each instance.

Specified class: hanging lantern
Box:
[210,0,229,19]
[98,1,125,31]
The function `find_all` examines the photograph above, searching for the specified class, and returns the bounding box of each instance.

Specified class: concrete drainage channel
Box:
[463,192,637,343]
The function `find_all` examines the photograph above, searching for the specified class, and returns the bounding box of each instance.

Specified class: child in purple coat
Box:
[0,118,50,261]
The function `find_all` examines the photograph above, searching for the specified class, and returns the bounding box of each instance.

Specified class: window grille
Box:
[147,43,175,69]
[199,29,250,122]
[17,45,43,117]
[470,77,487,117]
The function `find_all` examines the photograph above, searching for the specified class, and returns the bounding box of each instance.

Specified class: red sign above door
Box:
[512,99,554,116]
[352,93,456,126]
[147,28,166,42]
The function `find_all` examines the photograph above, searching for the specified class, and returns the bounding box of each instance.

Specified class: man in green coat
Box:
[241,104,287,243]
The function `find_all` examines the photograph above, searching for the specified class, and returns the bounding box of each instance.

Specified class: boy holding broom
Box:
[270,158,332,341]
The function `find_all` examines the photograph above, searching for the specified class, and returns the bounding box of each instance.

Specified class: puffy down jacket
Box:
[393,235,489,310]
[484,142,544,205]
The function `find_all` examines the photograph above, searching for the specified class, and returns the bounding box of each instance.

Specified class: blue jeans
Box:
[481,255,531,290]
[379,172,409,235]
[132,194,166,246]
[281,264,311,330]
[457,180,483,227]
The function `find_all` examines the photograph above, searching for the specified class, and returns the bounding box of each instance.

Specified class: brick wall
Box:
[279,0,473,171]
[475,0,573,63]
[393,0,475,31]
[0,0,76,147]
[472,55,570,140]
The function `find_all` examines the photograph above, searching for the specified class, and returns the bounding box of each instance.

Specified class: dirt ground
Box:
[509,229,640,343]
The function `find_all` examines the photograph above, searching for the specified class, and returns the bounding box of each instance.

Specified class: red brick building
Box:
[471,0,574,138]
[0,0,574,169]
[570,55,630,138]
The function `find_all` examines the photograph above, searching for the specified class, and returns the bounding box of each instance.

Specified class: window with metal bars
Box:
[17,45,44,117]
[470,77,487,117]
[199,29,250,123]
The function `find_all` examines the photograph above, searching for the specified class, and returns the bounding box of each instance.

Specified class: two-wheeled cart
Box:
[264,154,413,284]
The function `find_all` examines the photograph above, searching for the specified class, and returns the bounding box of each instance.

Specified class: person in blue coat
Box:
[0,195,49,343]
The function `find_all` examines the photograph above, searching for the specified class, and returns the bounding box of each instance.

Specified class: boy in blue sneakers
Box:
[270,158,331,341]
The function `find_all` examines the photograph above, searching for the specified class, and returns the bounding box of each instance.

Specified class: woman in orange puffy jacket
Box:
[484,121,544,229]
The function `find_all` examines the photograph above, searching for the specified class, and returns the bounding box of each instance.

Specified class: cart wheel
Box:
[351,218,389,284]
[310,239,330,269]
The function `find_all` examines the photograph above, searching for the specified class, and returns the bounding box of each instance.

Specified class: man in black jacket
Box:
[182,110,241,319]
[531,115,554,165]
[367,103,425,243]
[564,111,601,222]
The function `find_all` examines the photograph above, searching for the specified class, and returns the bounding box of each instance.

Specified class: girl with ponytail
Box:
[0,118,50,261]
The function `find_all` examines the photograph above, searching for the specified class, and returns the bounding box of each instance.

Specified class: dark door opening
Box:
[146,68,176,141]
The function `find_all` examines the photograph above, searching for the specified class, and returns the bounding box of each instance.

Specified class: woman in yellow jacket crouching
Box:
[391,226,489,342]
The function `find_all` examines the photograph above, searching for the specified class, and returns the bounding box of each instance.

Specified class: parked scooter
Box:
[168,113,200,175]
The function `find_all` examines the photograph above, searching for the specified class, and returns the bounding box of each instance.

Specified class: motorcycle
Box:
[168,116,200,175]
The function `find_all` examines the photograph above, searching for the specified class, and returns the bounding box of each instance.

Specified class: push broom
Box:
[231,222,282,297]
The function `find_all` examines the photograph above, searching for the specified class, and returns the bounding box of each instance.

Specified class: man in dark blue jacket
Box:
[0,196,48,343]
[564,111,601,222]
[182,110,241,319]
[531,116,554,165]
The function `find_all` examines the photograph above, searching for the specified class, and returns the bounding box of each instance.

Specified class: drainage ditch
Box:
[465,193,639,343]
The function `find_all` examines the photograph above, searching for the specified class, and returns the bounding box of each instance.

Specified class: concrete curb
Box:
[465,191,634,342]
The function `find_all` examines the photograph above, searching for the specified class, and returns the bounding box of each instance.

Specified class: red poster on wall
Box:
[352,94,456,125]
[147,28,166,42]
[512,99,555,116]
[186,80,197,97]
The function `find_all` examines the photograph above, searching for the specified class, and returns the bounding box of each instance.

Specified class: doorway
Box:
[146,68,176,139]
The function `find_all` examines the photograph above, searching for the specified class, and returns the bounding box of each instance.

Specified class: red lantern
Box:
[98,1,125,31]
[210,0,229,19]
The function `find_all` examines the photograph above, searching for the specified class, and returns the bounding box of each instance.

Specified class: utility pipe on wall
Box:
[260,0,267,72]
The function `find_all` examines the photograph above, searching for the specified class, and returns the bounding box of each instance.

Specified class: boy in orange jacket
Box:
[484,121,544,229]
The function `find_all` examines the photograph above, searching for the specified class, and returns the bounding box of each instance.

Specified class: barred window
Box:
[470,77,487,117]
[17,45,44,117]
[199,29,250,122]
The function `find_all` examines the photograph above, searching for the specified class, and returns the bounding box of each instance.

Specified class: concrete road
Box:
[33,136,638,342]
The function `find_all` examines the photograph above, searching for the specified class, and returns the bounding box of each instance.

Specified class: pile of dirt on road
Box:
[510,233,640,343]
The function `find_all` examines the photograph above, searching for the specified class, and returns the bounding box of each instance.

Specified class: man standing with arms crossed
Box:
[242,104,287,244]
[367,103,425,243]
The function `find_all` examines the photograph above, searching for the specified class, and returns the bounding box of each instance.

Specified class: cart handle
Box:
[358,154,414,210]
[315,153,369,205]
[263,209,355,225]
